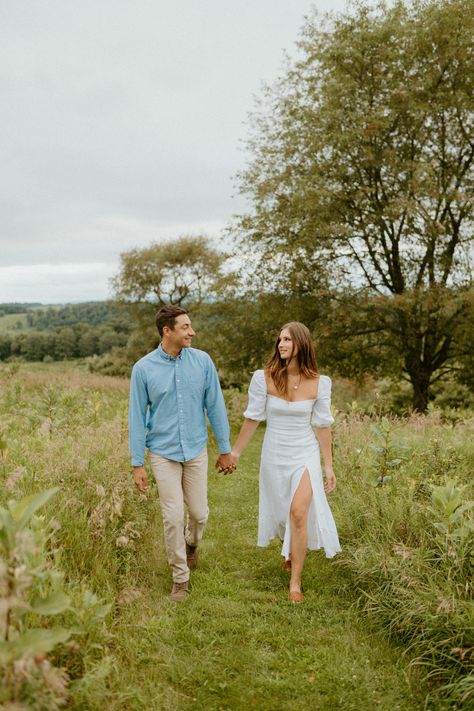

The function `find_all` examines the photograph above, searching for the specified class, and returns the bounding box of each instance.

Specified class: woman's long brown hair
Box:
[264,322,319,395]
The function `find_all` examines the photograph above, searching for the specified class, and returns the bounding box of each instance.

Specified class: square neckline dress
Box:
[244,370,341,560]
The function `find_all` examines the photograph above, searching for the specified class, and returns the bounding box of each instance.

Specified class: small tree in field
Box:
[236,0,474,410]
[112,235,227,308]
[111,235,230,363]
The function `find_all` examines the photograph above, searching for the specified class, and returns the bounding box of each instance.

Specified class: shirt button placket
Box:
[176,361,184,456]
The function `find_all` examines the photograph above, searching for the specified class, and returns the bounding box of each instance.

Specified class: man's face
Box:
[164,314,196,349]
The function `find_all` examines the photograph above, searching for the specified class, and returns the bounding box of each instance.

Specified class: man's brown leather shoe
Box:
[170,580,189,602]
[186,543,199,569]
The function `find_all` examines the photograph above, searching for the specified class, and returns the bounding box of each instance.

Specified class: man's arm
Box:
[129,364,150,492]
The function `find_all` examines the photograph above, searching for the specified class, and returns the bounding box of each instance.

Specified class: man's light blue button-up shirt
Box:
[128,344,231,465]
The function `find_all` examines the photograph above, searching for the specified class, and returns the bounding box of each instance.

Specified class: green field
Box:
[0,312,31,333]
[0,363,472,710]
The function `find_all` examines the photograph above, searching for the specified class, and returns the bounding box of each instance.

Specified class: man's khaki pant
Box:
[149,448,209,583]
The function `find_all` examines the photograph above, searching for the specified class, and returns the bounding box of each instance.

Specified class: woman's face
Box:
[278,328,297,361]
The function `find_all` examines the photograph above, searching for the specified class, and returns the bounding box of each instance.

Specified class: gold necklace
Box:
[289,374,301,390]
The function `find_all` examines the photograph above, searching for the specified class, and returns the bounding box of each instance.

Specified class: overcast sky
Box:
[1,0,347,303]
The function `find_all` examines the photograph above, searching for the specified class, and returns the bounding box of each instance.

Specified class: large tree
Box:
[236,0,474,410]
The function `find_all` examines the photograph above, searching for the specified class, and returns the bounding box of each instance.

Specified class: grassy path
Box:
[107,432,428,711]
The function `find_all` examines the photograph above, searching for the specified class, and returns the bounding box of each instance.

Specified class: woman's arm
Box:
[231,418,261,463]
[314,426,336,493]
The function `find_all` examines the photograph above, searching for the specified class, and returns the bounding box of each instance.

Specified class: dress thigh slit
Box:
[281,463,313,560]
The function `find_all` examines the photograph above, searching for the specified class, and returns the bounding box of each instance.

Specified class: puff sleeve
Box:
[311,375,335,428]
[243,370,267,421]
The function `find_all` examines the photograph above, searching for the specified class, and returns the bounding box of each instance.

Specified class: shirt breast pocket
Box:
[184,374,206,398]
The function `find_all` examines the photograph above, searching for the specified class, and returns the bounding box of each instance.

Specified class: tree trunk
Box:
[410,375,431,413]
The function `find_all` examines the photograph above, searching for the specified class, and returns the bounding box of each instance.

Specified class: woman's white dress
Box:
[244,370,341,560]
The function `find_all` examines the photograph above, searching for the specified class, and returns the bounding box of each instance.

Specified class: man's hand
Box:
[215,452,236,475]
[132,465,149,493]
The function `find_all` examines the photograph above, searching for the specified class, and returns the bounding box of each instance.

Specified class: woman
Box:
[230,322,341,603]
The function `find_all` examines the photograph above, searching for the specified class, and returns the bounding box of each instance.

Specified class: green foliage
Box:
[192,296,292,387]
[25,302,129,331]
[370,417,408,486]
[1,363,472,708]
[190,291,329,388]
[0,475,116,708]
[0,302,132,364]
[335,413,473,707]
[113,235,229,307]
[105,235,235,373]
[0,436,8,477]
[0,303,41,317]
[430,480,474,574]
[0,488,72,707]
[0,325,130,364]
[68,590,111,641]
[235,0,474,410]
[35,387,66,439]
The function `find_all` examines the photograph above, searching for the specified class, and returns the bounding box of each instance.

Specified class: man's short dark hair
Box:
[155,305,188,337]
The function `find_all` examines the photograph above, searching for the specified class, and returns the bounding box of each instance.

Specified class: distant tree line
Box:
[25,302,123,330]
[0,302,132,362]
[0,303,41,317]
[0,325,128,362]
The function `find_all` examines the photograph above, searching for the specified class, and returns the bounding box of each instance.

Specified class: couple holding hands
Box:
[129,305,341,603]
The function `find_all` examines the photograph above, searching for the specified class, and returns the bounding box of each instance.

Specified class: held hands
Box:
[215,451,239,475]
[324,469,336,494]
[132,466,149,493]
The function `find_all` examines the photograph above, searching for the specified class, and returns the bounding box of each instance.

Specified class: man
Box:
[129,304,235,602]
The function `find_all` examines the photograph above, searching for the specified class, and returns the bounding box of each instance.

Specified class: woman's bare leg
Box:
[289,469,312,593]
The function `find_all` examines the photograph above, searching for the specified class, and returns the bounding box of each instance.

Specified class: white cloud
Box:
[0,263,115,304]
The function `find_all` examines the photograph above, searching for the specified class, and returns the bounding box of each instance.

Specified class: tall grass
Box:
[333,410,474,707]
[0,363,472,709]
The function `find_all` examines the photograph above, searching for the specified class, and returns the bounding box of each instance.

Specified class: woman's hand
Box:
[324,469,336,493]
[215,452,236,474]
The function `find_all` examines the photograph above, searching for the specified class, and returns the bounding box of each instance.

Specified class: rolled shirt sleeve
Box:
[243,370,267,421]
[204,356,231,454]
[311,375,335,428]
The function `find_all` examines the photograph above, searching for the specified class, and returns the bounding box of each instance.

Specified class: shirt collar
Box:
[157,343,184,362]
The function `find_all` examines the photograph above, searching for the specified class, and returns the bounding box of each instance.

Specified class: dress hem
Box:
[256,536,341,559]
